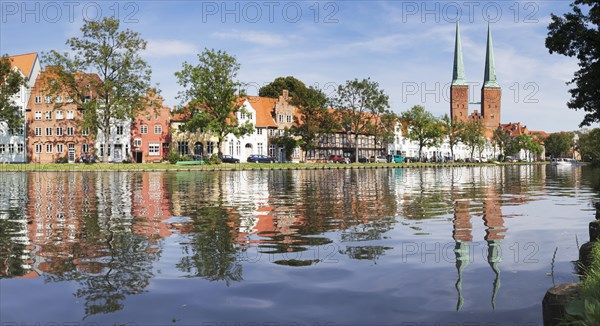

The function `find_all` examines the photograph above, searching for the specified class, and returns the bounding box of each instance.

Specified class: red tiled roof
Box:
[8,52,37,79]
[242,96,277,127]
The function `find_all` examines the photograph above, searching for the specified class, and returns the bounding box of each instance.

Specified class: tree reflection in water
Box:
[45,233,159,316]
[176,206,243,285]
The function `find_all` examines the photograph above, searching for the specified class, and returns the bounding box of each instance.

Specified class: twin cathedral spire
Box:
[450,21,501,137]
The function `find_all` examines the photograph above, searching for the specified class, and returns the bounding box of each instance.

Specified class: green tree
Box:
[544,132,575,158]
[259,76,308,99]
[333,78,390,163]
[459,119,485,160]
[577,128,600,166]
[492,128,511,160]
[400,105,443,160]
[0,55,28,131]
[43,17,153,163]
[546,0,600,126]
[441,114,465,161]
[175,49,254,157]
[513,134,538,161]
[270,128,299,161]
[369,110,398,156]
[291,86,338,161]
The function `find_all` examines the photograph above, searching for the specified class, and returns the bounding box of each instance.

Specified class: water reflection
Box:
[0,166,598,324]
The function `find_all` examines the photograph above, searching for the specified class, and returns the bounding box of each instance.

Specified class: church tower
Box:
[481,22,501,133]
[450,22,469,122]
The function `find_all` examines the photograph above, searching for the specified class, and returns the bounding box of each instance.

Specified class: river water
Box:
[0,165,599,325]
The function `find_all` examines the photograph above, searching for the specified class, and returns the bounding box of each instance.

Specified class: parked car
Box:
[247,154,274,163]
[221,155,240,163]
[370,156,387,163]
[350,156,368,163]
[329,155,350,164]
[386,154,405,163]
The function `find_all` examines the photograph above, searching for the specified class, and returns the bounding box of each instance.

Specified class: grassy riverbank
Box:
[0,161,549,172]
[565,242,600,324]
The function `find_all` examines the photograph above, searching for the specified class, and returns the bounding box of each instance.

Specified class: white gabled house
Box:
[1,53,41,163]
[94,118,132,162]
[224,97,276,161]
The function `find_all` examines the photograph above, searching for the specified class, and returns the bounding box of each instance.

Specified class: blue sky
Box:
[2,0,597,132]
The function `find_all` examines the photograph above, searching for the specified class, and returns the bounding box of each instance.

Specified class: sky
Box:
[1,0,598,133]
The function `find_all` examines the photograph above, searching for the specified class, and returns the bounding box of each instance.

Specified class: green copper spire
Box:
[483,22,500,88]
[452,22,467,86]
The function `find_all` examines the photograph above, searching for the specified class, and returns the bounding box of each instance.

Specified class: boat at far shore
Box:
[551,158,579,166]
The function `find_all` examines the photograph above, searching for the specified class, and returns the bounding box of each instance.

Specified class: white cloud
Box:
[212,30,287,46]
[145,39,198,57]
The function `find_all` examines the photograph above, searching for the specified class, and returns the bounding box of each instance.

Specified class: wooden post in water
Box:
[543,201,599,325]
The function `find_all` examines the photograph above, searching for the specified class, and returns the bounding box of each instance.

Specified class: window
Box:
[154,125,162,134]
[17,144,23,153]
[229,141,234,156]
[99,144,104,157]
[269,144,276,158]
[82,144,89,153]
[35,144,42,153]
[55,127,63,136]
[149,143,160,156]
[56,144,63,153]
[133,138,142,147]
[56,111,63,120]
[45,127,52,136]
[207,141,214,154]
[236,141,241,156]
[66,111,74,119]
[240,112,246,120]
[270,129,275,136]
[35,96,41,104]
[258,143,263,155]
[279,114,284,123]
[141,125,148,134]
[287,115,292,123]
[116,125,124,135]
[45,96,52,104]
[7,144,14,154]
[66,127,74,136]
[55,96,62,103]
[17,128,23,135]
[45,111,52,120]
[257,128,263,135]
[83,96,90,103]
[248,113,252,120]
[177,141,189,156]
[34,128,42,136]
[66,96,73,103]
[34,111,42,120]
[0,144,4,154]
[45,144,52,153]
[82,128,88,136]
[279,129,284,136]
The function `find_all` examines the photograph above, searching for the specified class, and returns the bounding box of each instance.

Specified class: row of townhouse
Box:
[1,53,173,164]
[3,53,534,164]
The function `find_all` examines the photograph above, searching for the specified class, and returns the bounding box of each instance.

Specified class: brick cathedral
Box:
[450,22,501,138]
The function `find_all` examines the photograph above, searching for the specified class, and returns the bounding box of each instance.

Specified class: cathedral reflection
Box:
[452,187,506,310]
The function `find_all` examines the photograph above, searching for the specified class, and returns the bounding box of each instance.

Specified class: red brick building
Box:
[450,22,501,138]
[26,69,99,163]
[130,93,171,163]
